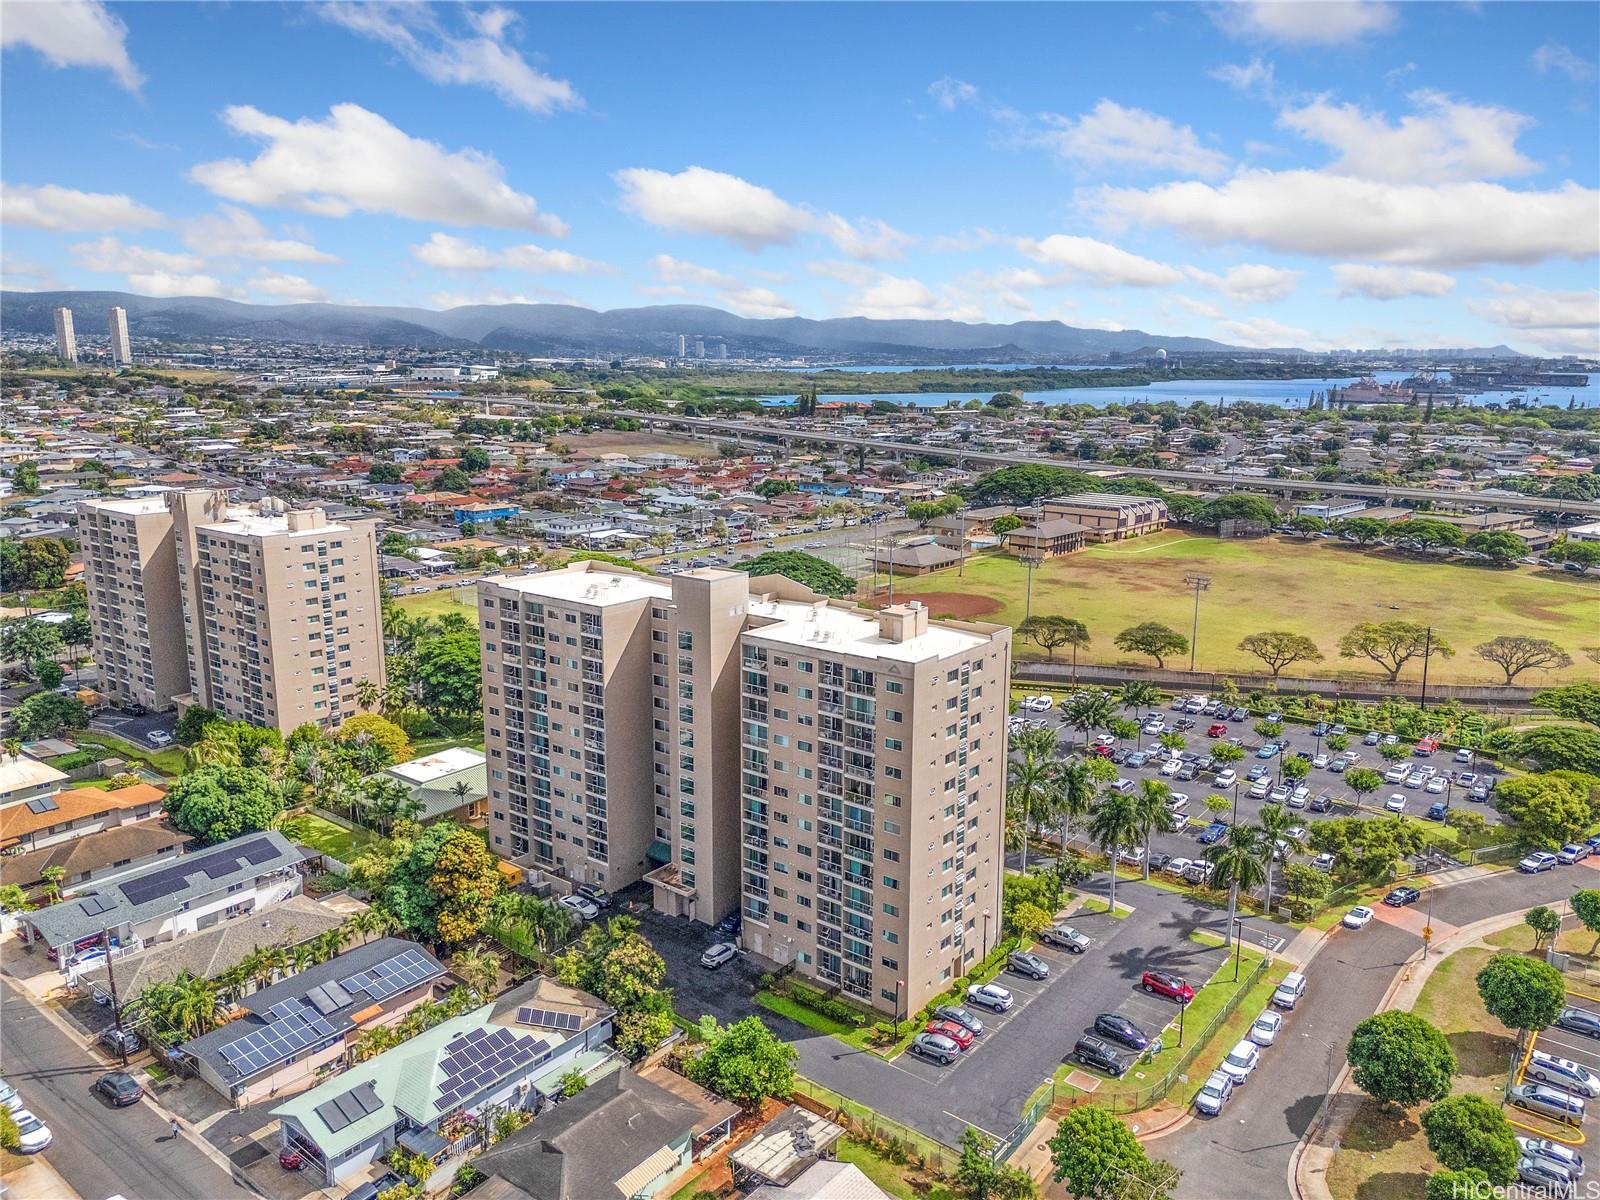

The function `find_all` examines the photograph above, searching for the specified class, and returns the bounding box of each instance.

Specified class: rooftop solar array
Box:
[78,895,115,917]
[313,1081,383,1134]
[433,1027,549,1112]
[25,796,59,814]
[516,1006,582,1033]
[217,1005,338,1078]
[338,948,437,1005]
[119,836,281,909]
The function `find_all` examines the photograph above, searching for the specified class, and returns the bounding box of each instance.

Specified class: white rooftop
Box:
[744,597,989,664]
[386,746,486,784]
[80,495,169,516]
[0,754,70,799]
[491,568,672,607]
[203,511,352,538]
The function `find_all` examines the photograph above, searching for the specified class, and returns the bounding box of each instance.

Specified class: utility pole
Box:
[102,925,128,1068]
[1021,553,1044,622]
[1418,625,1434,710]
[1183,574,1211,673]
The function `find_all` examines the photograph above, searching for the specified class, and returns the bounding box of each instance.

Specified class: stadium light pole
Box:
[1183,574,1212,673]
[1020,553,1045,623]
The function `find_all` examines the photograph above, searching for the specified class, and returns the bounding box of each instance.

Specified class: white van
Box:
[1272,972,1307,1010]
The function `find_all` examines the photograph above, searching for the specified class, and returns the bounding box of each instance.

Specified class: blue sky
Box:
[2,0,1597,352]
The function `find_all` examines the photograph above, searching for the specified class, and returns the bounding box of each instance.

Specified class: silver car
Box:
[1040,925,1090,954]
[1511,1083,1586,1125]
[1529,1051,1600,1097]
[911,1031,962,1065]
[1518,1136,1584,1178]
[1193,1070,1233,1116]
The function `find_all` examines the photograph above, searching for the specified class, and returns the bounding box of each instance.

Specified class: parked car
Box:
[1363,731,1382,746]
[1556,1007,1600,1040]
[1214,769,1237,789]
[1517,1136,1585,1179]
[1268,784,1290,804]
[1424,776,1447,795]
[1384,764,1410,784]
[1382,887,1421,907]
[1008,951,1050,980]
[911,1032,963,1065]
[1194,1070,1235,1116]
[1094,1013,1160,1054]
[924,1019,976,1050]
[1250,1010,1284,1046]
[94,1072,144,1107]
[557,894,600,920]
[573,884,612,909]
[145,730,174,748]
[0,1077,22,1113]
[10,1110,51,1153]
[1109,778,1135,794]
[1040,924,1090,953]
[966,982,1014,1011]
[1207,723,1228,738]
[1246,764,1270,781]
[1183,860,1216,885]
[1425,801,1448,821]
[1219,1039,1261,1085]
[933,1005,984,1036]
[1022,695,1054,712]
[99,1026,141,1054]
[1141,970,1195,1003]
[1455,747,1475,764]
[1164,856,1193,878]
[1073,1035,1131,1077]
[1328,759,1349,775]
[1516,1155,1578,1193]
[1198,821,1228,845]
[1529,1052,1600,1097]
[700,942,738,969]
[1256,743,1280,759]
[1510,1083,1585,1125]
[1312,852,1336,871]
[1342,906,1374,929]
[1272,972,1307,1010]
[714,910,742,938]
[1289,786,1310,807]
[1520,852,1558,874]
[1560,844,1592,865]
[1384,794,1407,813]
[1248,780,1271,800]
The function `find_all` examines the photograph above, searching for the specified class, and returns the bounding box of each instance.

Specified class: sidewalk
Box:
[2,1156,80,1200]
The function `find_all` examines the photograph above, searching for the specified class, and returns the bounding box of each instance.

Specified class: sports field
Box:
[392,584,479,622]
[889,532,1598,685]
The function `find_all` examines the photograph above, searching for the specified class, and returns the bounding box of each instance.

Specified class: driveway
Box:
[92,706,177,743]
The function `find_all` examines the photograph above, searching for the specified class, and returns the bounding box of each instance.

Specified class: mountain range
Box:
[0,290,1522,361]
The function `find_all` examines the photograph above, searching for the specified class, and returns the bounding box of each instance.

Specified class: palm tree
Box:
[354,678,380,712]
[449,947,501,998]
[363,777,412,834]
[437,612,471,635]
[381,681,412,719]
[215,961,252,1002]
[290,942,320,974]
[1007,727,1061,874]
[1204,825,1268,948]
[1132,779,1173,881]
[1055,757,1100,857]
[158,972,220,1040]
[1086,791,1143,916]
[1118,681,1161,720]
[449,780,475,815]
[39,865,65,905]
[255,946,289,988]
[1256,805,1304,915]
[184,731,241,771]
[1062,688,1115,749]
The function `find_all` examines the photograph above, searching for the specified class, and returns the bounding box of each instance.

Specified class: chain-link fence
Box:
[790,1077,958,1176]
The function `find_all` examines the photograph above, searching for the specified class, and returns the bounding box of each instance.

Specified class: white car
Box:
[1311,753,1330,769]
[1342,906,1375,929]
[1022,696,1054,713]
[1164,857,1193,878]
[145,730,174,747]
[700,942,738,969]
[966,982,1014,1012]
[10,1109,51,1153]
[1167,793,1189,813]
[1249,1010,1284,1046]
[0,1077,21,1113]
[1219,1039,1260,1085]
[1268,784,1290,803]
[1117,847,1145,866]
[1143,718,1165,735]
[1160,758,1182,777]
[1425,776,1447,794]
[557,894,600,920]
[1384,764,1410,783]
[1384,793,1407,812]
[1214,769,1237,789]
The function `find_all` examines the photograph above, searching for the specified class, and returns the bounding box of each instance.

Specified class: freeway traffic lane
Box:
[1164,920,1419,1199]
[0,977,251,1200]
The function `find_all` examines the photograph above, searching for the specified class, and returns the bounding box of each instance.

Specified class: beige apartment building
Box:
[79,490,385,732]
[479,561,1011,1015]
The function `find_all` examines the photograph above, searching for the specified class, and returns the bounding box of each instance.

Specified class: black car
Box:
[1293,750,1315,762]
[1308,794,1333,813]
[1094,1013,1158,1053]
[714,910,742,937]
[94,1072,143,1107]
[1383,886,1422,907]
[1111,748,1132,764]
[1312,722,1330,737]
[1073,1035,1131,1077]
[574,884,612,909]
[1148,852,1172,871]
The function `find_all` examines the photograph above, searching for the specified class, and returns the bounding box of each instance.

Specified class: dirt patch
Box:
[881,591,1003,620]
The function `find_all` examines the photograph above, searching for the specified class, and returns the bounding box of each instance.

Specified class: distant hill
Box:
[0,290,1525,360]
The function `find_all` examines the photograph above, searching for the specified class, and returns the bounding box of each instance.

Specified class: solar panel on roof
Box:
[315,1100,351,1134]
[25,796,59,814]
[240,838,279,865]
[305,986,340,1015]
[79,895,115,917]
[267,998,311,1024]
[202,856,241,880]
[322,980,353,1008]
[350,1081,382,1117]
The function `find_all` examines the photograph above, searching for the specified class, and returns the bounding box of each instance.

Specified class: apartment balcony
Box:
[742,828,769,852]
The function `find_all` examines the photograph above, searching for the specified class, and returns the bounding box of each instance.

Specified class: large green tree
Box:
[1338,621,1452,681]
[9,692,87,739]
[1346,1011,1456,1107]
[383,821,502,945]
[686,1016,798,1107]
[413,629,482,717]
[1237,631,1323,678]
[1473,636,1573,685]
[163,766,284,844]
[1532,683,1600,727]
[1018,615,1089,662]
[735,550,855,598]
[955,1129,1037,1200]
[1493,770,1596,849]
[1515,726,1600,775]
[1048,1105,1158,1200]
[1475,952,1565,1033]
[1420,1095,1519,1184]
[1113,622,1188,668]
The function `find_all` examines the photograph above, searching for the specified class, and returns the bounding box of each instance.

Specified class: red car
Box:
[924,1019,975,1050]
[1207,723,1229,738]
[1141,970,1196,1003]
[1089,744,1114,758]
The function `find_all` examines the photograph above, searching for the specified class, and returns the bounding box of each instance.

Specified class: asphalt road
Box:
[1,977,251,1200]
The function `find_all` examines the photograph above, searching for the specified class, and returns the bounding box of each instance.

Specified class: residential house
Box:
[746,1162,891,1200]
[0,754,69,814]
[378,748,488,825]
[0,781,167,853]
[869,539,963,576]
[0,819,191,898]
[729,1107,847,1191]
[178,938,445,1107]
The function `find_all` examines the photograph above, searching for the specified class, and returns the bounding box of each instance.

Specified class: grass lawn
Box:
[1326,946,1519,1200]
[279,812,385,864]
[835,1137,962,1200]
[71,731,186,777]
[896,532,1597,686]
[1054,935,1289,1109]
[411,730,486,756]
[392,585,480,624]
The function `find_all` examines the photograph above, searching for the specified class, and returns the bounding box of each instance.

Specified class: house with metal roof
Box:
[19,830,304,972]
[177,937,445,1107]
[273,976,615,1187]
[377,747,487,825]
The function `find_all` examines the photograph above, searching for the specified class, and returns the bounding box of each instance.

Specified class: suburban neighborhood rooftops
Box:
[0,754,70,800]
[24,830,303,948]
[0,781,165,847]
[0,820,192,891]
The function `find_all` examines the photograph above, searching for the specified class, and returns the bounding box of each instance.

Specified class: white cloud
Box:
[429,289,547,308]
[1278,91,1536,182]
[1,182,162,231]
[1470,284,1600,354]
[316,2,578,113]
[844,272,985,322]
[1331,263,1456,300]
[70,237,205,275]
[1093,170,1600,267]
[648,254,736,290]
[1210,57,1276,97]
[643,254,797,317]
[0,0,141,90]
[126,271,238,299]
[1184,262,1302,302]
[1019,234,1186,287]
[1169,295,1225,320]
[1216,315,1319,349]
[928,227,1001,253]
[190,103,565,233]
[250,270,328,303]
[411,231,612,274]
[0,254,65,292]
[182,205,338,263]
[614,166,909,259]
[721,287,799,319]
[928,77,979,110]
[1037,100,1230,178]
[1532,42,1597,82]
[1214,2,1397,45]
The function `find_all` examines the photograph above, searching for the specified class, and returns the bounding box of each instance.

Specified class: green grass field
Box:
[392,585,479,623]
[894,532,1598,685]
[279,812,385,863]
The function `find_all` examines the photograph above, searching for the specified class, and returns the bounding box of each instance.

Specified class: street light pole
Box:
[1021,553,1044,623]
[1418,624,1434,711]
[1183,574,1212,673]
[1233,917,1245,982]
